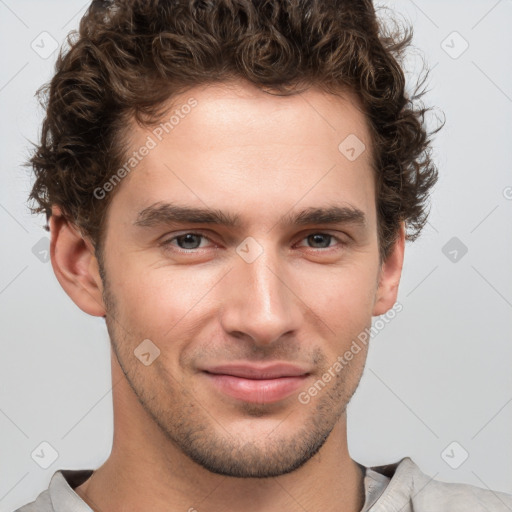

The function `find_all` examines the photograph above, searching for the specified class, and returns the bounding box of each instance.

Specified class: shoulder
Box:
[370,457,512,512]
[12,468,93,512]
[12,489,53,512]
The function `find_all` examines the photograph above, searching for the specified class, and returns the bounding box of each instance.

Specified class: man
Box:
[16,0,512,511]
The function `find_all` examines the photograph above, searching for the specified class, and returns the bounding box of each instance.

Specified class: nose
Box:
[219,243,302,347]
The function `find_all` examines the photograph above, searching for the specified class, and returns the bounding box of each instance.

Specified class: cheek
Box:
[105,227,379,349]
[109,258,221,340]
[292,259,379,335]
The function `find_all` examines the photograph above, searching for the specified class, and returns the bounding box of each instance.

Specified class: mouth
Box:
[200,363,311,404]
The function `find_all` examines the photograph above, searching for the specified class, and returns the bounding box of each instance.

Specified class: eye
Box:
[296,233,345,250]
[159,231,346,254]
[161,232,213,252]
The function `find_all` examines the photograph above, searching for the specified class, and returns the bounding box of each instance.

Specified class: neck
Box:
[75,353,366,512]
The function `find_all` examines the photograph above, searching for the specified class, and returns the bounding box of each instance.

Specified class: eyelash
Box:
[160,231,347,254]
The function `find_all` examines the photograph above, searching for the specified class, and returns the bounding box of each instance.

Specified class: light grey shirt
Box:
[13,456,512,511]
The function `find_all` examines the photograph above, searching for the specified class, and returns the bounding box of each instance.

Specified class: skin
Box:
[50,79,404,512]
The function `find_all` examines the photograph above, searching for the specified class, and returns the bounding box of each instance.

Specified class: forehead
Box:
[146,80,372,154]
[111,80,376,229]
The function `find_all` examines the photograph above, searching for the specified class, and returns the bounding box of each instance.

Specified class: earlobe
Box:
[49,205,106,317]
[372,222,405,317]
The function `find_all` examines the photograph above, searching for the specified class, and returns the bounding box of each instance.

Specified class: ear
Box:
[372,221,405,316]
[49,205,106,317]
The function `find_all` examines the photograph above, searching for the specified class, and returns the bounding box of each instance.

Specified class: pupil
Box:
[310,234,330,248]
[177,234,331,250]
[180,234,200,249]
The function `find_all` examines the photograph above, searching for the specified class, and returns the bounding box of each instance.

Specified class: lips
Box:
[203,363,310,379]
[201,363,311,404]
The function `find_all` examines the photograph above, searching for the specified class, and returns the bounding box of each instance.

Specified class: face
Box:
[95,80,396,478]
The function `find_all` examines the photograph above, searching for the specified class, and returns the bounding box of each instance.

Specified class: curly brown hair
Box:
[27,0,443,264]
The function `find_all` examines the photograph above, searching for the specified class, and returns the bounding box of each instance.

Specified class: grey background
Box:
[1,0,511,510]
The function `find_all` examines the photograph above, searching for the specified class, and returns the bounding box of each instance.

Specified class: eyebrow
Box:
[133,202,367,230]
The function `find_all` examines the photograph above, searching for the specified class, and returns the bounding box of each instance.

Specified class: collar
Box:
[48,457,418,512]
